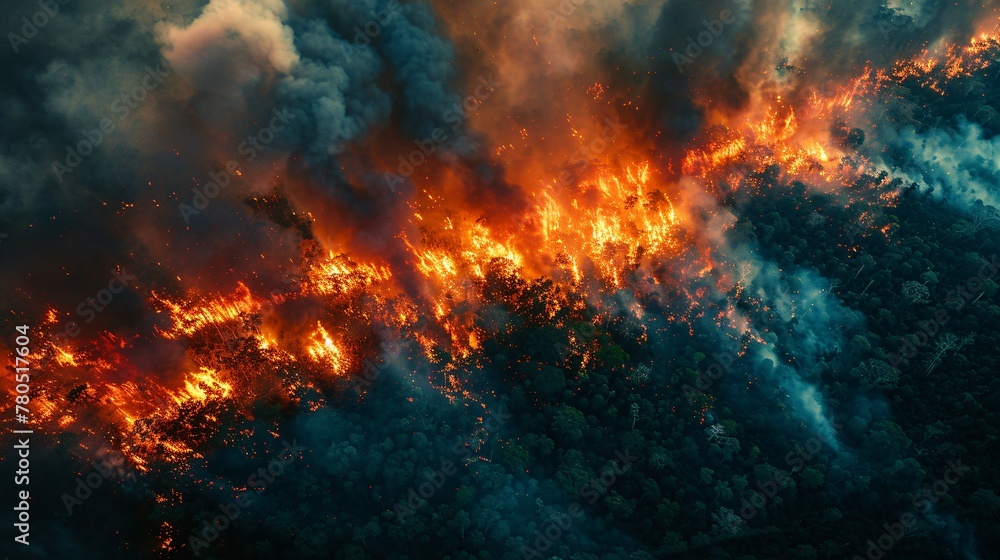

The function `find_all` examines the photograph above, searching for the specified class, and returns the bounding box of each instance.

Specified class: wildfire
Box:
[152,282,261,339]
[173,367,232,404]
[54,344,78,367]
[308,252,393,297]
[307,322,347,375]
[893,34,1000,93]
[15,25,998,487]
[532,162,683,288]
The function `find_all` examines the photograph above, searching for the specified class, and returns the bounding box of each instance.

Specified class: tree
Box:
[631,363,651,384]
[534,366,566,397]
[800,467,825,490]
[706,424,741,461]
[981,279,999,298]
[924,332,973,375]
[731,475,748,493]
[655,498,681,524]
[737,261,757,285]
[451,510,472,541]
[953,208,999,238]
[352,521,380,554]
[659,531,687,554]
[700,467,714,484]
[499,442,531,471]
[455,485,475,508]
[902,280,930,304]
[649,447,673,470]
[555,449,592,491]
[971,489,1000,520]
[713,480,734,502]
[856,359,899,390]
[691,532,711,548]
[553,406,586,442]
[848,334,873,356]
[297,523,331,558]
[711,507,743,537]
[596,341,630,372]
[604,491,637,520]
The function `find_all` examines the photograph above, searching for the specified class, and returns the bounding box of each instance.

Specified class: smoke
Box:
[156,0,298,127]
[879,119,1000,211]
[2,1,999,557]
[0,0,486,314]
[632,0,992,148]
[276,19,391,162]
[724,242,860,451]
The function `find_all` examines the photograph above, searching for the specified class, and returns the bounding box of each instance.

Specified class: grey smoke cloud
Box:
[880,119,1000,211]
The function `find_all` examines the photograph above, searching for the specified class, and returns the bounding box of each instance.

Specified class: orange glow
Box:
[307,322,347,375]
[20,29,999,477]
[54,344,78,367]
[173,367,233,404]
[308,252,393,297]
[152,282,261,339]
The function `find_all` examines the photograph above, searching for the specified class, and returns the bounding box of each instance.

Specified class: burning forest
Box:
[2,0,1000,559]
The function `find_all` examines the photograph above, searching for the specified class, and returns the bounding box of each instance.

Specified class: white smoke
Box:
[880,119,1000,212]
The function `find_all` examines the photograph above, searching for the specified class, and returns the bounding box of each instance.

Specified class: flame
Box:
[54,344,78,367]
[309,252,393,297]
[893,34,1000,93]
[16,29,999,483]
[173,367,232,404]
[307,322,346,375]
[531,162,683,288]
[152,282,261,339]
